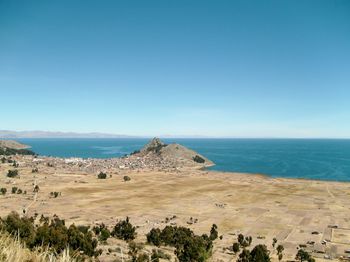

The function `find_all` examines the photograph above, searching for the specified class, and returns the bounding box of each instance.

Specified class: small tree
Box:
[33,185,39,193]
[146,228,161,247]
[232,242,240,254]
[209,224,218,240]
[50,192,60,198]
[11,187,18,194]
[295,249,315,262]
[123,176,131,182]
[7,169,19,178]
[111,217,136,241]
[272,237,277,248]
[0,188,7,195]
[250,244,270,262]
[97,228,109,242]
[97,172,107,179]
[277,244,284,261]
[238,233,252,248]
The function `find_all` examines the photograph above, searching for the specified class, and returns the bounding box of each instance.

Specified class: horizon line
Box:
[1,130,350,140]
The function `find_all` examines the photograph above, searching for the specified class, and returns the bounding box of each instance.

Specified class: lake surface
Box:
[16,138,350,182]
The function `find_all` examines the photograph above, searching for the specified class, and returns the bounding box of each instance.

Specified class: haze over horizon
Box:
[1,1,350,138]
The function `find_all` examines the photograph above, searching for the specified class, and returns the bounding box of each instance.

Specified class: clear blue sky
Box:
[1,0,349,138]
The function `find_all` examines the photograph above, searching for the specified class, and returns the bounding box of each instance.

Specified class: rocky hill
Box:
[135,138,214,168]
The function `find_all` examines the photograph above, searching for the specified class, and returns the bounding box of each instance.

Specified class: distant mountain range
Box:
[0,130,137,139]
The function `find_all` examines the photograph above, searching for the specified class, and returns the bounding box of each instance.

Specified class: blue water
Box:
[15,138,350,182]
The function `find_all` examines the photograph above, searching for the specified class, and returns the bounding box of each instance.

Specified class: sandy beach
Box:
[1,154,350,261]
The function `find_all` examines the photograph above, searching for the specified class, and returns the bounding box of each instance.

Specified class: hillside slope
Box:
[136,138,214,168]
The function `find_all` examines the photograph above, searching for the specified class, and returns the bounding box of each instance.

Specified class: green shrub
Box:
[34,216,69,253]
[147,225,213,262]
[238,233,252,247]
[32,168,39,173]
[7,169,19,178]
[77,225,90,234]
[232,242,240,253]
[97,172,107,179]
[193,155,205,163]
[11,187,18,194]
[123,176,131,182]
[100,227,110,242]
[147,228,161,247]
[67,224,99,257]
[276,245,284,261]
[111,217,136,241]
[175,234,212,262]
[34,215,99,257]
[50,192,60,198]
[272,237,277,247]
[33,185,39,192]
[209,224,218,240]
[1,212,100,258]
[250,244,270,262]
[295,249,315,262]
[92,223,111,242]
[0,187,7,195]
[1,212,36,246]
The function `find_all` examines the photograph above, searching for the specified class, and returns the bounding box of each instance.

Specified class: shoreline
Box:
[18,153,350,184]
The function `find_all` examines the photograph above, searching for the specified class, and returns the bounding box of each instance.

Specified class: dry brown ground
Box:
[1,161,350,262]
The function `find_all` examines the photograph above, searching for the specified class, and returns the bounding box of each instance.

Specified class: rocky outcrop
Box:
[135,138,214,168]
[140,137,167,154]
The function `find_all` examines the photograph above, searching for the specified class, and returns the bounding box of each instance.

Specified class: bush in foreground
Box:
[0,212,100,258]
[111,217,136,241]
[93,223,111,242]
[0,232,75,262]
[147,225,215,262]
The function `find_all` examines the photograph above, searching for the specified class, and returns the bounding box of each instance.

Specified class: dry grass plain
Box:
[1,161,350,261]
